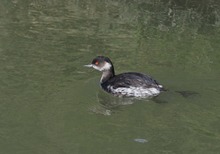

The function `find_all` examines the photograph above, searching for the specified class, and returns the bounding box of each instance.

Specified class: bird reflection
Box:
[89,89,199,115]
[89,89,140,116]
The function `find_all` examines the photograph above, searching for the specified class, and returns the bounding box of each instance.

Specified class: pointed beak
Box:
[84,64,93,68]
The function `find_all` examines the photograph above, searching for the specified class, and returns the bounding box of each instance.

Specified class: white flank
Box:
[107,86,160,98]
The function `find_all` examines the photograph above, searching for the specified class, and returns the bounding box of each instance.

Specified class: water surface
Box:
[0,0,220,154]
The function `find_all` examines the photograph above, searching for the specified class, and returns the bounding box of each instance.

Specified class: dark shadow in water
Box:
[175,90,199,98]
[157,87,200,98]
[151,97,169,104]
[152,90,199,104]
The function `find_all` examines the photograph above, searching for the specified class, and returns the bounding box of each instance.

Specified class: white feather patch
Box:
[93,62,112,71]
[107,86,160,97]
[100,62,112,71]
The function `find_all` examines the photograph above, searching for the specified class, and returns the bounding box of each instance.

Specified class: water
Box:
[0,0,220,154]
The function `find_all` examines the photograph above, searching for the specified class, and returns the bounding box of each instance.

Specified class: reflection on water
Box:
[90,88,200,116]
[90,89,140,116]
[0,0,220,154]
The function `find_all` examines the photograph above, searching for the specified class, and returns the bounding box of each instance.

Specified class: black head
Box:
[85,56,113,70]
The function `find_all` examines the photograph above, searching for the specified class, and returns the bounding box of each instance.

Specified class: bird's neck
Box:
[100,67,115,84]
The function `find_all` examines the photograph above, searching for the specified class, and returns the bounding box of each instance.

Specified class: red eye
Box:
[95,61,99,65]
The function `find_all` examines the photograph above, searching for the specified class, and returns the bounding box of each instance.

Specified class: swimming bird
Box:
[85,56,164,98]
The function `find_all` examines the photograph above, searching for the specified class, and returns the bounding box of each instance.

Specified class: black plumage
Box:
[85,56,163,98]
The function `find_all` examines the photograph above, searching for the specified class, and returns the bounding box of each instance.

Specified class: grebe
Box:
[85,56,164,98]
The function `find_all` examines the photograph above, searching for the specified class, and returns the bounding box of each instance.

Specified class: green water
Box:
[0,0,220,154]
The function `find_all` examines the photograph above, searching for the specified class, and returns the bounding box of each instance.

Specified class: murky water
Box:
[0,0,220,154]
